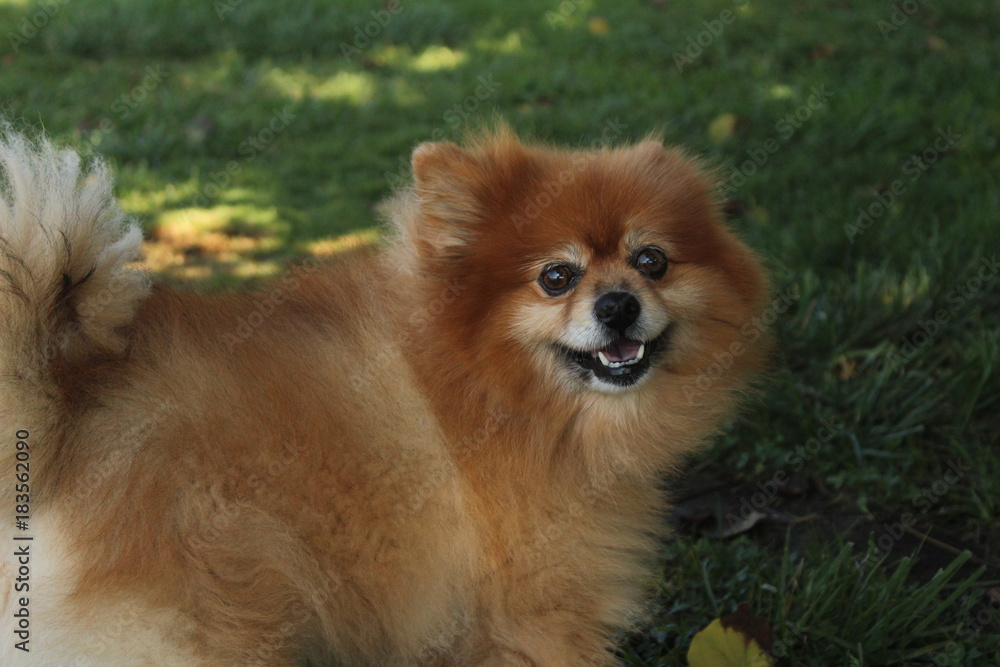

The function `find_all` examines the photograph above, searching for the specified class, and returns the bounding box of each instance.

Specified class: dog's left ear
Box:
[410,142,482,254]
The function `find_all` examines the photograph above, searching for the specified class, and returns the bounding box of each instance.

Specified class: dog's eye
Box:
[539,264,577,295]
[634,247,668,279]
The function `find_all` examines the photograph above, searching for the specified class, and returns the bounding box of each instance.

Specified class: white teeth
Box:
[596,345,645,369]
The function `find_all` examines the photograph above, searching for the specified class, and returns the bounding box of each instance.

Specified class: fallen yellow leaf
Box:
[688,604,773,667]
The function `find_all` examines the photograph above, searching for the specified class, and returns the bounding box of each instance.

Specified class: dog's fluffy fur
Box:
[0,128,768,665]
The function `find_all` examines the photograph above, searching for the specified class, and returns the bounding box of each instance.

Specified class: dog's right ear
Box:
[410,142,482,255]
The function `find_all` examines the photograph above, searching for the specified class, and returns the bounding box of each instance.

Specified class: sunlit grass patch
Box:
[305,229,380,258]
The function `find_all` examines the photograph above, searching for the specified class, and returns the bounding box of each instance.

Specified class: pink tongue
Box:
[594,338,642,362]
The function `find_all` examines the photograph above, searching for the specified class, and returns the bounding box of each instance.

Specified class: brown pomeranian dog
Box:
[0,126,767,666]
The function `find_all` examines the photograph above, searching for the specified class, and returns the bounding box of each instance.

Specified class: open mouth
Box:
[557,327,672,388]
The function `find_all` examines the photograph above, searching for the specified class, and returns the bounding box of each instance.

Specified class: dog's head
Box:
[392,128,768,406]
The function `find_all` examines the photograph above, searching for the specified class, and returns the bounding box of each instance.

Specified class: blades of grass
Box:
[878,425,925,442]
[908,555,980,638]
[776,530,793,623]
[700,558,719,617]
[798,544,859,624]
[798,626,858,651]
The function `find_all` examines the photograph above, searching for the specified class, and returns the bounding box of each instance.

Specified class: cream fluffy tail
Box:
[0,131,148,496]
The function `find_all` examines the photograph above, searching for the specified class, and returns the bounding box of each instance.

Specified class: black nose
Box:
[593,291,641,334]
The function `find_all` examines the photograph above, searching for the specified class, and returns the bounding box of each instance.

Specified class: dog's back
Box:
[0,133,473,665]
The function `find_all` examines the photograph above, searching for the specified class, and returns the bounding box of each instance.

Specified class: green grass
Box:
[2,0,998,663]
[632,535,998,665]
